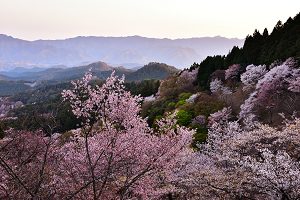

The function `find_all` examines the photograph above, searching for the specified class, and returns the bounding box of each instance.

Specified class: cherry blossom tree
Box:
[0,130,59,199]
[240,64,267,91]
[0,71,194,199]
[210,79,223,93]
[242,149,300,200]
[178,68,198,82]
[210,79,232,95]
[173,106,300,199]
[170,108,249,199]
[175,68,198,92]
[288,77,300,93]
[210,79,233,107]
[225,64,241,80]
[58,72,194,199]
[239,58,300,123]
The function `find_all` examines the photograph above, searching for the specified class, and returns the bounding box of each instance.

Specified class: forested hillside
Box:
[195,12,300,89]
[143,12,300,144]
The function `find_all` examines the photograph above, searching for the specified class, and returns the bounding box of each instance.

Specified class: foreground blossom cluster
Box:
[174,109,300,199]
[0,72,194,199]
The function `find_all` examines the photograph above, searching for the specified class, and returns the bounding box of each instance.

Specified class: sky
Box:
[0,0,299,40]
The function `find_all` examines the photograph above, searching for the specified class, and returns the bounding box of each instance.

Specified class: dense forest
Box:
[195,12,300,89]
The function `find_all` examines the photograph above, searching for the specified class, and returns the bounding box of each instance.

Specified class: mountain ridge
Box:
[0,61,177,82]
[0,34,242,42]
[0,34,244,70]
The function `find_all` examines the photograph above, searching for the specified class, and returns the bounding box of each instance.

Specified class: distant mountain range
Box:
[0,34,244,69]
[0,61,178,82]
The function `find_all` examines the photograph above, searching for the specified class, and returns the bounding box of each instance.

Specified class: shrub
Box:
[176,110,193,126]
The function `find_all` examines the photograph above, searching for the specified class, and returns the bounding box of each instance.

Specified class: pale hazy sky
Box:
[1,0,299,40]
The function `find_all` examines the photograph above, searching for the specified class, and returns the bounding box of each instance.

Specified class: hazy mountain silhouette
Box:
[0,34,243,70]
[0,61,177,82]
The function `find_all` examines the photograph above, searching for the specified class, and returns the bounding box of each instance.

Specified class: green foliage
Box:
[0,81,31,96]
[225,46,243,66]
[5,81,80,133]
[125,80,160,97]
[176,100,186,108]
[154,115,163,121]
[193,100,224,117]
[196,55,226,90]
[167,102,176,110]
[179,92,192,101]
[190,124,208,148]
[189,62,200,71]
[11,81,72,104]
[8,98,81,133]
[142,102,166,127]
[5,78,161,133]
[179,93,224,118]
[176,110,192,126]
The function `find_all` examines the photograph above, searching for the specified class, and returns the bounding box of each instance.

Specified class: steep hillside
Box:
[142,12,300,147]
